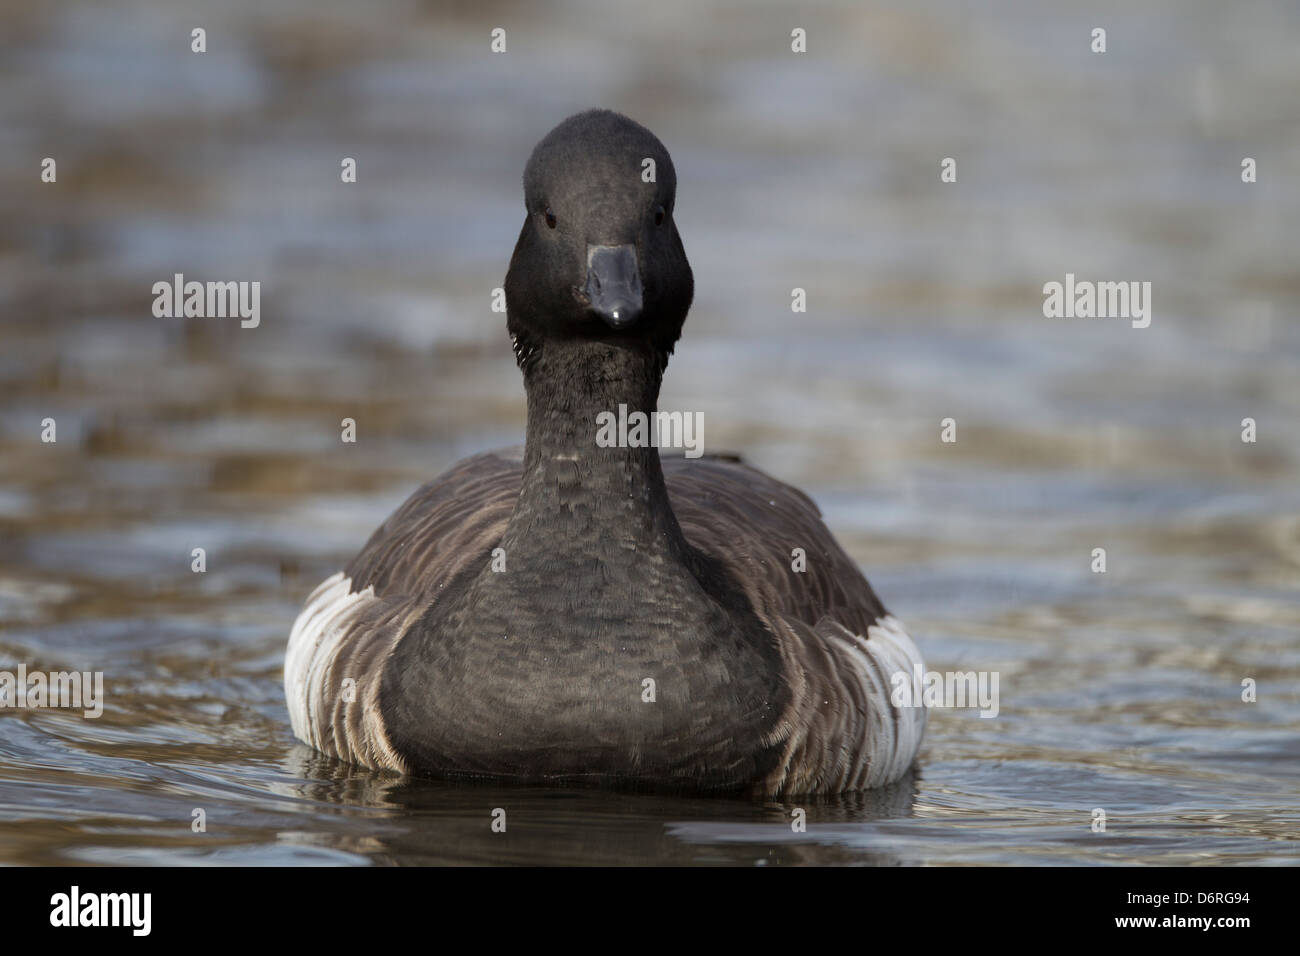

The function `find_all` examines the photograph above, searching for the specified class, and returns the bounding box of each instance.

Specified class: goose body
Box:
[285,110,925,795]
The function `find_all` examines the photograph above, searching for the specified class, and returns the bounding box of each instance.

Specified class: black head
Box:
[504,109,694,371]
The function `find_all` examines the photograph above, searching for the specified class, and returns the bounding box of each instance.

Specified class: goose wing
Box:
[663,454,926,793]
[344,449,523,599]
[285,449,522,769]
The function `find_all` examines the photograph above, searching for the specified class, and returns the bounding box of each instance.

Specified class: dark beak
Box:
[584,244,643,329]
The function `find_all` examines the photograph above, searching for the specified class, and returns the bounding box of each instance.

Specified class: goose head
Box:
[504,109,694,370]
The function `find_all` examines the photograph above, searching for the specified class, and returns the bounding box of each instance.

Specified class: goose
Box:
[285,109,926,795]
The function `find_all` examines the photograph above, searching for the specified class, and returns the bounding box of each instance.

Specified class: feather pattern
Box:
[285,448,925,794]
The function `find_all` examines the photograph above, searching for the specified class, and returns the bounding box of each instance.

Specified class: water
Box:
[1,0,1297,865]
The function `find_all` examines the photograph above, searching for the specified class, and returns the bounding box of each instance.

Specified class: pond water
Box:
[1,0,1297,865]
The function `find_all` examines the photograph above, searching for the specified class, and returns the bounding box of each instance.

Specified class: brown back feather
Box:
[346,447,887,636]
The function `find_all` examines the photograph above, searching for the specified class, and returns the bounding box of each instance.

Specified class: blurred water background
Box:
[0,0,1297,864]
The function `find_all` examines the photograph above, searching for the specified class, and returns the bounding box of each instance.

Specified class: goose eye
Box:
[654,205,665,227]
[544,207,557,229]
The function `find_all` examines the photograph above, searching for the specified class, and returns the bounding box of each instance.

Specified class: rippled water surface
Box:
[1,0,1298,865]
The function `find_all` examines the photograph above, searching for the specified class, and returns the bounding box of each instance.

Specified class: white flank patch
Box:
[284,571,376,749]
[851,615,928,788]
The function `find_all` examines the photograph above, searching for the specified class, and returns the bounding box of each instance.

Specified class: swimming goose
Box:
[285,109,925,795]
